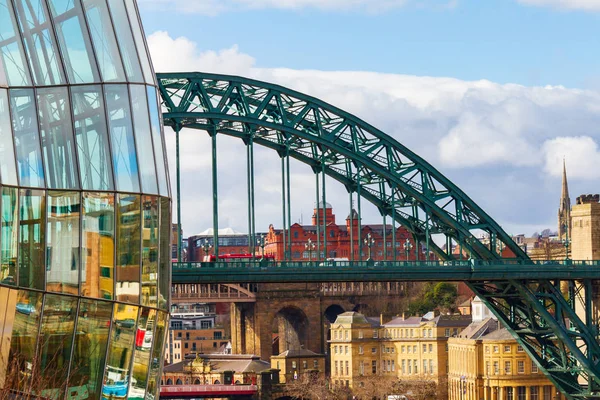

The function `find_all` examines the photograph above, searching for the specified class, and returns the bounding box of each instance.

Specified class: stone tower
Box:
[558,159,571,241]
[571,194,600,260]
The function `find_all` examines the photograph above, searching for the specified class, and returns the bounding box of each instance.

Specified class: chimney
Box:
[380,313,384,326]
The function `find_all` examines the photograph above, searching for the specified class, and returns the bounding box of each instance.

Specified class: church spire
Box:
[558,158,571,240]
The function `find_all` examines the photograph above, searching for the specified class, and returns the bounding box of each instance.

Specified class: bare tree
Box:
[284,372,349,400]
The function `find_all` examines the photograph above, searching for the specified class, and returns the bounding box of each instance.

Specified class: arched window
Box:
[235,380,241,384]
[166,379,173,385]
[194,379,201,385]
[214,380,221,384]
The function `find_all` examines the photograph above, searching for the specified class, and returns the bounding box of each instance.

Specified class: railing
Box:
[171,259,600,284]
[160,384,258,393]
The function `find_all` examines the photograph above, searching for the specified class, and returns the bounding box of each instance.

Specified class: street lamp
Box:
[257,234,268,259]
[201,239,212,261]
[305,238,316,262]
[403,238,413,261]
[364,233,375,261]
[562,222,571,262]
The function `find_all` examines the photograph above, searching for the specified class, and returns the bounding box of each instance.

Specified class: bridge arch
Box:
[324,304,345,324]
[159,72,600,398]
[272,305,310,354]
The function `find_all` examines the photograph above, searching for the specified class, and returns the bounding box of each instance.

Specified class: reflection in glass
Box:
[71,299,112,400]
[1,188,18,287]
[0,286,18,388]
[46,192,80,295]
[82,0,125,82]
[13,0,65,86]
[128,307,155,399]
[141,196,158,307]
[102,303,138,398]
[147,86,169,196]
[123,0,154,85]
[38,87,79,189]
[48,0,100,84]
[158,197,170,310]
[10,89,45,188]
[72,85,114,191]
[82,192,115,300]
[116,194,140,303]
[39,294,77,399]
[0,0,32,86]
[8,290,43,393]
[106,0,143,82]
[0,89,18,185]
[130,85,157,194]
[147,310,167,399]
[19,189,45,290]
[105,85,140,192]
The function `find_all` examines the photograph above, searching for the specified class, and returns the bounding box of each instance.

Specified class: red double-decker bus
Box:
[203,253,276,262]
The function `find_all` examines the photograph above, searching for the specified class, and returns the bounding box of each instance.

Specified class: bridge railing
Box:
[172,259,600,270]
[160,384,258,393]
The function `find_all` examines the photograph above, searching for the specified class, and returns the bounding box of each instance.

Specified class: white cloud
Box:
[148,31,600,237]
[139,0,455,15]
[518,0,600,11]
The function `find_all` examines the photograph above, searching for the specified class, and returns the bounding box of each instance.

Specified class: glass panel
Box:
[1,187,18,287]
[13,0,65,86]
[8,290,43,393]
[0,89,18,185]
[72,85,113,191]
[146,310,167,399]
[105,84,140,192]
[106,0,142,82]
[71,299,112,400]
[46,191,80,295]
[48,0,99,84]
[38,87,79,189]
[0,0,32,86]
[141,196,158,307]
[147,86,168,196]
[158,196,170,310]
[128,307,155,399]
[10,89,45,188]
[0,287,17,388]
[130,85,157,194]
[38,294,77,399]
[19,189,45,290]
[123,0,154,85]
[82,192,115,300]
[116,194,140,303]
[82,0,125,82]
[102,303,138,398]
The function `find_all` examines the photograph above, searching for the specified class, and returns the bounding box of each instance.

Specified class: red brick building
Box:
[264,203,432,262]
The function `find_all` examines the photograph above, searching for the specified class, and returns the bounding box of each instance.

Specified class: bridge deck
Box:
[172,259,600,284]
[160,384,257,398]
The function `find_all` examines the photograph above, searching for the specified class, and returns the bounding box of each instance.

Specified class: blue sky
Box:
[139,0,600,89]
[139,0,600,237]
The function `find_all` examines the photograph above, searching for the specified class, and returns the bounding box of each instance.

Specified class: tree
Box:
[392,379,438,400]
[284,373,349,400]
[407,282,458,315]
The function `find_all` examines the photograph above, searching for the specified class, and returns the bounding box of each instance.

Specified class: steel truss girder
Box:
[157,72,525,260]
[468,279,600,399]
[156,72,598,397]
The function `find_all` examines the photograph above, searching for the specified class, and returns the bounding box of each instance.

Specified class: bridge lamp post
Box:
[305,238,316,262]
[257,234,268,260]
[201,239,213,261]
[403,238,413,261]
[364,233,375,261]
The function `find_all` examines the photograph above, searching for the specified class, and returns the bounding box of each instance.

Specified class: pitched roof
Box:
[457,318,499,340]
[481,328,515,341]
[334,311,376,326]
[273,349,324,358]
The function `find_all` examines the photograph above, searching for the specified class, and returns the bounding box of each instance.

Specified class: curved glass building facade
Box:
[0,0,171,398]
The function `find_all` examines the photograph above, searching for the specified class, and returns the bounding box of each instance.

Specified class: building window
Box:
[493,345,499,353]
[334,346,337,354]
[423,359,427,374]
[345,330,348,340]
[358,330,363,339]
[370,360,376,374]
[531,361,538,373]
[544,386,552,400]
[485,346,489,353]
[493,361,499,374]
[294,231,298,238]
[401,346,405,353]
[413,359,418,374]
[407,346,411,353]
[413,345,417,353]
[292,361,297,369]
[359,361,364,375]
[531,386,539,400]
[314,360,318,368]
[302,251,309,259]
[345,361,349,375]
[303,360,308,369]
[423,344,427,353]
[373,330,378,338]
[359,345,363,354]
[345,346,348,354]
[504,345,511,353]
[504,361,511,374]
[517,345,524,352]
[429,359,433,374]
[392,360,395,372]
[335,361,338,375]
[518,360,525,373]
[445,328,450,337]
[371,347,376,354]
[408,360,412,374]
[486,361,490,375]
[429,329,433,337]
[402,359,406,374]
[506,387,514,400]
[429,344,433,352]
[517,386,526,400]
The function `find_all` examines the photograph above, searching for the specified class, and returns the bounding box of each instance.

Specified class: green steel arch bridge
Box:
[157,72,600,399]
